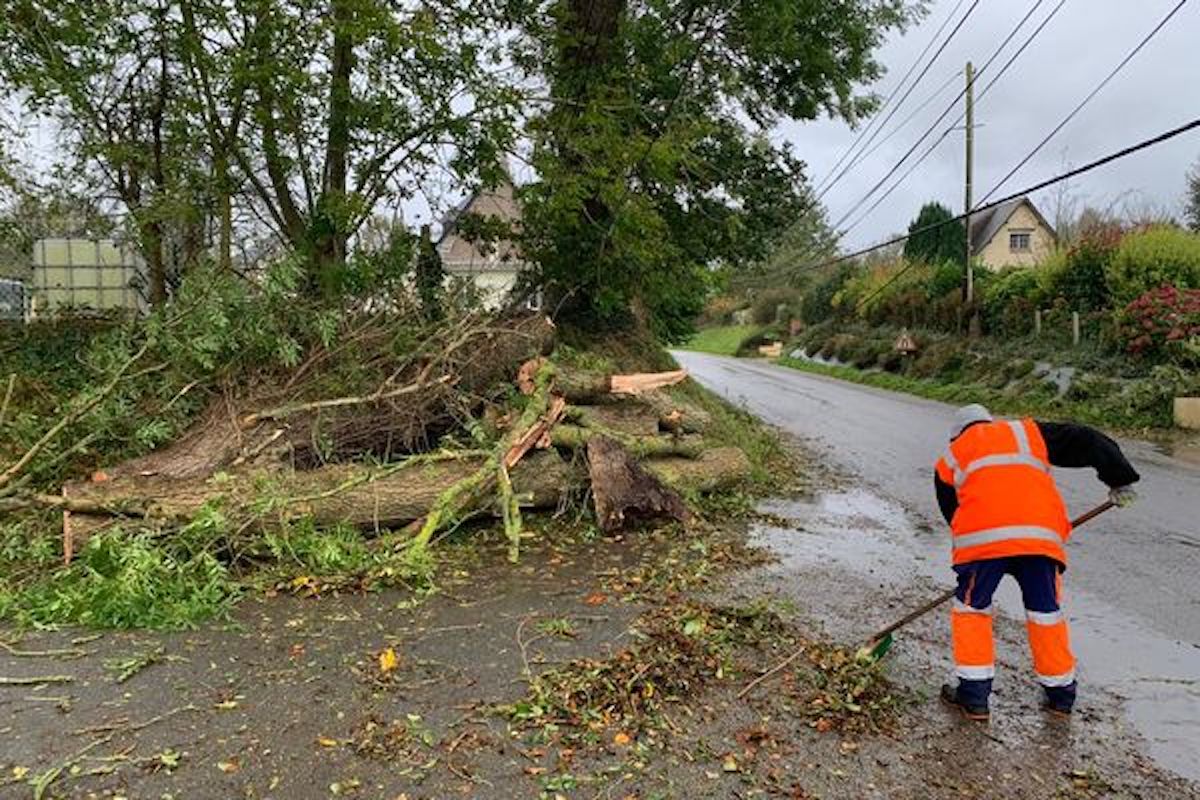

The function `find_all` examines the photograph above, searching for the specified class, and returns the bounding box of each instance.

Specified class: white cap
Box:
[951,404,993,440]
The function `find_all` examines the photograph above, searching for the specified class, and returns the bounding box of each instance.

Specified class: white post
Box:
[1072,311,1081,346]
[1035,309,1042,336]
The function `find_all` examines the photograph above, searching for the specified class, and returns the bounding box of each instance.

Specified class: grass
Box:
[776,355,1179,434]
[680,325,765,356]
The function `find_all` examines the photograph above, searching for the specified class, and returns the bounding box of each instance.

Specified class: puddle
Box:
[755,490,944,592]
[756,488,1200,783]
[1149,437,1200,468]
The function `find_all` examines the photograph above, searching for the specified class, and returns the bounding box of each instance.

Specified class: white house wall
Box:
[977,204,1056,269]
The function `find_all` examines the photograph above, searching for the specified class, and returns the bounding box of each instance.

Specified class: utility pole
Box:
[964,61,976,305]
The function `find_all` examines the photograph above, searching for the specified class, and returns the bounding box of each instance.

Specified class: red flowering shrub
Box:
[1117,285,1200,360]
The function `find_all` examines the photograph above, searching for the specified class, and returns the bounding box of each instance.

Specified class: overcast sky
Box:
[785,0,1200,250]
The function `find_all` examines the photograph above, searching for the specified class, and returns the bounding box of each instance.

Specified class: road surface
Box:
[676,350,1200,782]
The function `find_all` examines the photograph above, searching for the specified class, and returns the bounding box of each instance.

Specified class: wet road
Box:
[676,351,1200,781]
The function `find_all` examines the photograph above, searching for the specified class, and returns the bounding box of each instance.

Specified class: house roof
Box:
[436,179,528,274]
[968,196,1057,252]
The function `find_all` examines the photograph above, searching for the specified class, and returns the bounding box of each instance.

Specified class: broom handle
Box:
[865,500,1117,644]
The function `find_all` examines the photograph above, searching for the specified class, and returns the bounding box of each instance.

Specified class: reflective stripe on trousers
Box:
[951,556,1077,697]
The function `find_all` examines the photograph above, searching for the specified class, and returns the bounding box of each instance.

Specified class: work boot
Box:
[941,683,990,721]
[1041,698,1073,718]
[1041,681,1077,718]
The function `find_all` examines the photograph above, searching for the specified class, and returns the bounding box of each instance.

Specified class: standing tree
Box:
[2,0,209,304]
[508,1,916,342]
[1185,157,1200,233]
[903,201,965,266]
[415,224,445,321]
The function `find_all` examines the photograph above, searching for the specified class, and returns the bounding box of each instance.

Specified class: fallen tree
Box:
[59,449,576,545]
[23,320,753,568]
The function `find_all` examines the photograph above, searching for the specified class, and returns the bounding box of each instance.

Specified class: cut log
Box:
[557,368,688,403]
[565,402,661,437]
[644,447,752,494]
[61,450,577,544]
[641,390,712,434]
[557,371,616,403]
[587,436,692,532]
[549,425,707,458]
[610,369,688,395]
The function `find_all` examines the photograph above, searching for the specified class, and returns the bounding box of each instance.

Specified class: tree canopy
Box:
[1186,157,1200,233]
[512,0,916,341]
[903,201,965,267]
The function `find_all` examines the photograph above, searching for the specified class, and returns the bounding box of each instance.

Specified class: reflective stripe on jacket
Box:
[935,419,1072,565]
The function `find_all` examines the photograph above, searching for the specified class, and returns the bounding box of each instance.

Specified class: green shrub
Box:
[802,267,857,324]
[1106,226,1200,306]
[927,261,965,300]
[982,267,1040,336]
[1099,365,1200,429]
[910,338,965,380]
[750,287,801,325]
[697,295,745,327]
[1039,226,1119,312]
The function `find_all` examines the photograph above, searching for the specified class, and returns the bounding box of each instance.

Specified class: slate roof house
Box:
[436,179,539,310]
[969,196,1058,269]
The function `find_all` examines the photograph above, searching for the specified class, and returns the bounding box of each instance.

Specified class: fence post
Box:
[1072,312,1081,346]
[1034,309,1042,336]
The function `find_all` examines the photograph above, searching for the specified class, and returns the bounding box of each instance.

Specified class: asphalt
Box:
[675,350,1200,783]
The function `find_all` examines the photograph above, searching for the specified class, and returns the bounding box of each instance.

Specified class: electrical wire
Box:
[815,0,976,198]
[829,0,1055,238]
[845,117,1200,310]
[845,68,964,174]
[977,0,1192,206]
[834,0,1068,242]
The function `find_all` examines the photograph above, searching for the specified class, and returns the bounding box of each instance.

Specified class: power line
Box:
[845,117,1200,310]
[835,0,1068,241]
[845,68,964,174]
[827,0,1053,237]
[978,0,1192,206]
[815,0,977,199]
[813,0,970,195]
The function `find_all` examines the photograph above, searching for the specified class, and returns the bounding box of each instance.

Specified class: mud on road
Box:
[2,451,1197,799]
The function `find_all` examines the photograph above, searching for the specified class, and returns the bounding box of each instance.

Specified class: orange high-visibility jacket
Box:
[935,418,1072,566]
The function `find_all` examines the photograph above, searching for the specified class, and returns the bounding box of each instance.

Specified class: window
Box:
[524,288,544,312]
[1009,231,1032,252]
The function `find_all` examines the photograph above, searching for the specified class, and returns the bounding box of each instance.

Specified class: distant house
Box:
[969,196,1057,269]
[437,180,539,310]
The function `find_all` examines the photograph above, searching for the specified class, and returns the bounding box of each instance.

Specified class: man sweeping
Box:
[934,404,1139,721]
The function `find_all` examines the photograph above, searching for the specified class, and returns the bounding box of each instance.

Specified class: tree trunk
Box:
[312,0,354,294]
[643,447,751,494]
[142,220,168,306]
[63,450,577,542]
[551,425,706,458]
[586,435,690,532]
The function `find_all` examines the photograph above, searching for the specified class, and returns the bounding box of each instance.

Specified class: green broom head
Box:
[854,633,894,664]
